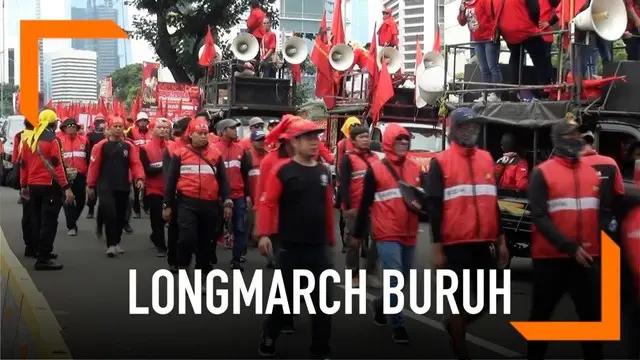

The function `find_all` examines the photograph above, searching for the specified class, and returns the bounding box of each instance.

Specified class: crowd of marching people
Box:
[8,106,640,360]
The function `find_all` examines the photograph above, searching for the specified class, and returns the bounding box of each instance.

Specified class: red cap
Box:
[265,114,302,146]
[187,119,209,136]
[287,119,323,138]
[383,8,392,13]
[107,116,125,127]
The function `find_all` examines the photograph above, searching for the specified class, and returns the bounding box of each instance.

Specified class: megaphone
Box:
[282,37,309,64]
[422,51,445,69]
[329,44,354,71]
[198,44,223,63]
[231,33,260,61]
[572,0,627,41]
[377,47,402,73]
[418,66,446,106]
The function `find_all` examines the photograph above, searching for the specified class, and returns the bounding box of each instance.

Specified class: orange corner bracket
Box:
[20,20,128,127]
[511,232,621,341]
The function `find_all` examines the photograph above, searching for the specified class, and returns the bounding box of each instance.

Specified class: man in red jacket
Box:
[140,118,172,256]
[526,118,603,360]
[88,116,145,257]
[377,8,398,47]
[20,109,74,270]
[58,117,90,236]
[494,133,528,191]
[426,108,508,357]
[353,123,424,344]
[215,118,252,270]
[127,111,152,218]
[499,0,554,93]
[246,0,265,57]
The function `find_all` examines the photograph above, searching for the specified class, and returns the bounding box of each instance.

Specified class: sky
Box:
[1,0,157,85]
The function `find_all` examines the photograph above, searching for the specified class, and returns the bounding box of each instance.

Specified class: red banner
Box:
[142,62,160,108]
[156,82,201,118]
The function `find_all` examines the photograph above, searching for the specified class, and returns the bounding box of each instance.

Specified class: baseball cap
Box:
[249,117,265,127]
[251,130,266,141]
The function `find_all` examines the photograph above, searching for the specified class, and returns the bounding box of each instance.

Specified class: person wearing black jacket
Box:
[339,126,381,289]
[424,108,508,358]
[527,119,603,360]
[85,116,106,219]
[256,120,335,359]
[139,118,172,256]
[12,120,35,257]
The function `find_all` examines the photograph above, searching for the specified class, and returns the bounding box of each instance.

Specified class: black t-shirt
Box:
[276,161,330,246]
[98,140,133,192]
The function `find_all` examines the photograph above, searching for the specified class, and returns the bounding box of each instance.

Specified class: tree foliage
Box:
[293,58,317,106]
[0,83,19,116]
[126,0,278,85]
[109,64,143,107]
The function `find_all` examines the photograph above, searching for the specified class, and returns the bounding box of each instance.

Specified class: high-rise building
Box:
[8,48,15,86]
[69,0,131,79]
[50,49,98,103]
[36,0,44,91]
[382,0,439,74]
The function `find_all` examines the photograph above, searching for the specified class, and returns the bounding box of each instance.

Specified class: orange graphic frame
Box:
[511,233,621,341]
[20,20,128,126]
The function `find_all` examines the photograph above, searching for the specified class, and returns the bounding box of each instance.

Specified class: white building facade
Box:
[50,49,98,103]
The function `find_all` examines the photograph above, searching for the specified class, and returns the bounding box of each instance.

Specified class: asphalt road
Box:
[0,186,632,359]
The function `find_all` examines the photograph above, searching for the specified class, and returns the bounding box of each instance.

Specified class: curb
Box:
[0,226,72,359]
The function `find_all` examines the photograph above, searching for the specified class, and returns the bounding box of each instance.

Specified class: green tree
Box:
[293,57,317,106]
[126,0,278,84]
[109,64,143,107]
[0,83,19,116]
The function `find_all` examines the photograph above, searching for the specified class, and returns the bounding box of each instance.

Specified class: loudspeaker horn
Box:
[282,37,309,64]
[198,44,223,63]
[377,47,402,73]
[418,66,446,106]
[422,51,445,69]
[231,33,260,61]
[329,44,355,71]
[572,0,627,41]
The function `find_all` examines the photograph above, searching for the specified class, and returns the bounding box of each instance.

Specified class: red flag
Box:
[433,26,441,53]
[291,64,302,83]
[370,61,394,126]
[198,26,217,67]
[311,11,335,109]
[366,23,379,99]
[331,0,345,46]
[129,92,141,120]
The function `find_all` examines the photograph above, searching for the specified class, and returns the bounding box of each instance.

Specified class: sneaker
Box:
[67,228,78,236]
[370,301,387,326]
[86,210,94,219]
[240,255,247,263]
[115,245,125,254]
[123,224,133,234]
[486,92,501,102]
[367,274,382,289]
[392,327,410,344]
[156,248,167,257]
[106,246,116,257]
[258,332,276,358]
[133,212,141,219]
[231,259,244,272]
[34,259,63,271]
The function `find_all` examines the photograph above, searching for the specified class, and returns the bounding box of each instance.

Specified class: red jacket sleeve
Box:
[319,142,334,164]
[49,138,70,189]
[256,162,284,237]
[87,139,105,188]
[458,7,468,26]
[247,9,263,31]
[11,133,21,163]
[515,160,529,191]
[128,142,145,182]
[325,178,336,246]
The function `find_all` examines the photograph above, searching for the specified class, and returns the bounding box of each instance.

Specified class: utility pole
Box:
[1,0,5,117]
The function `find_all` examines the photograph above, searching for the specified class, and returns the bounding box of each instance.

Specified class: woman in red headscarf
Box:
[378,8,399,47]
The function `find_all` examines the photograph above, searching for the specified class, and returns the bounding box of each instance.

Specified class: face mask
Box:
[454,126,480,148]
[554,137,584,160]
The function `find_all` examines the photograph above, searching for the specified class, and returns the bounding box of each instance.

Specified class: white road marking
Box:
[336,284,523,358]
